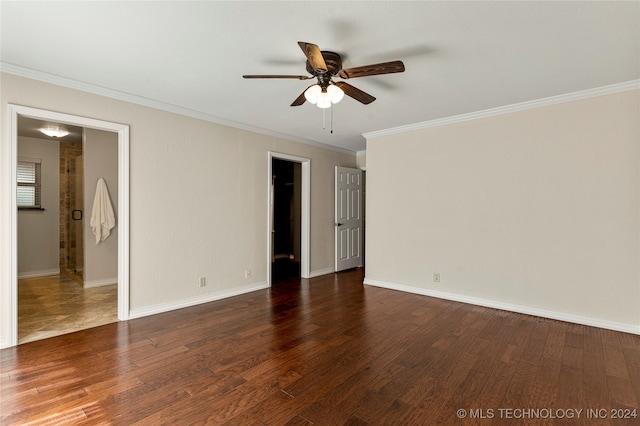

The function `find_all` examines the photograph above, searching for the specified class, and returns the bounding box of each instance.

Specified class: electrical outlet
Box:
[199,277,207,287]
[433,272,440,283]
[244,270,251,279]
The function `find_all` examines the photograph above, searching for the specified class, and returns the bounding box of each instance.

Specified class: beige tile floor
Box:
[18,274,117,344]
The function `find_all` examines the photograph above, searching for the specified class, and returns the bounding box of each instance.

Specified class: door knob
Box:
[335,223,343,227]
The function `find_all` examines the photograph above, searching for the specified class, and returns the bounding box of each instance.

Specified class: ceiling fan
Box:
[243,41,405,108]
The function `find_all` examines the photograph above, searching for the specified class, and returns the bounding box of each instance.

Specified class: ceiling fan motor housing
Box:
[306,51,343,81]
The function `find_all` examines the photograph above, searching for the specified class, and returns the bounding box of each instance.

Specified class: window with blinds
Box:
[17,158,42,209]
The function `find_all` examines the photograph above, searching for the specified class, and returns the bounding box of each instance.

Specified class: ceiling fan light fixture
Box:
[39,125,69,138]
[305,84,344,108]
[304,84,322,104]
[327,84,344,104]
[317,93,332,109]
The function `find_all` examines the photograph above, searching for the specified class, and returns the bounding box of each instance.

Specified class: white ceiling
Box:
[1,1,638,152]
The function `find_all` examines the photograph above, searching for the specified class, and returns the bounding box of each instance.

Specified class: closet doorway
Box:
[267,152,310,286]
[271,158,302,283]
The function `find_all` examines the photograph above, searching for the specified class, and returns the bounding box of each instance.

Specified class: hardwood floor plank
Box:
[622,346,640,409]
[501,360,541,409]
[603,338,632,380]
[607,376,638,408]
[432,368,490,424]
[471,361,517,413]
[543,322,567,360]
[472,324,517,374]
[583,350,611,406]
[521,321,550,366]
[219,389,302,425]
[555,345,584,417]
[1,268,638,425]
[2,388,88,425]
[298,346,407,424]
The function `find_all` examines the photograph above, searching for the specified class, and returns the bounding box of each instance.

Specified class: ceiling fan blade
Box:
[298,41,328,73]
[291,88,309,106]
[334,82,376,105]
[338,60,405,79]
[243,75,312,80]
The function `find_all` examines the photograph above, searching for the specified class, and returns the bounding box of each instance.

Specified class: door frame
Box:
[267,152,310,285]
[5,104,130,347]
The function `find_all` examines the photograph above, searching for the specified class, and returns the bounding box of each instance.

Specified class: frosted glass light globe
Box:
[327,85,344,103]
[304,85,322,104]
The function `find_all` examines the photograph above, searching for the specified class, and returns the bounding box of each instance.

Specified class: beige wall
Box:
[84,128,118,286]
[356,150,366,170]
[365,89,640,331]
[17,136,59,276]
[1,73,356,345]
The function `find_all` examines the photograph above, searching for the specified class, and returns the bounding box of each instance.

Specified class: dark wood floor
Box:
[1,268,639,425]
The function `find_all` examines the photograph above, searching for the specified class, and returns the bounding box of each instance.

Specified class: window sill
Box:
[18,207,45,211]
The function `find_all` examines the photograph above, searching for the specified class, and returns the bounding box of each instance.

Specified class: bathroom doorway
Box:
[16,117,119,343]
[7,104,130,348]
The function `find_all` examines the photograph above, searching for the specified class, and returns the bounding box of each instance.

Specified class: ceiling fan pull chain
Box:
[331,104,334,134]
[323,107,326,130]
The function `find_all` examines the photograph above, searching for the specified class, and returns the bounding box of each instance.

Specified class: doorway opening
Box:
[271,159,301,283]
[6,105,130,348]
[267,152,310,287]
[16,117,119,343]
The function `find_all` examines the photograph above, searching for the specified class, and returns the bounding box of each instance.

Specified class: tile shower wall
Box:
[59,141,83,283]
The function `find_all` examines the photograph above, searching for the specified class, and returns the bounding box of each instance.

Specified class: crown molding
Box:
[0,62,356,155]
[364,79,640,140]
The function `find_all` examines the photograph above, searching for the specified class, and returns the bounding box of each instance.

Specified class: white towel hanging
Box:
[90,178,115,244]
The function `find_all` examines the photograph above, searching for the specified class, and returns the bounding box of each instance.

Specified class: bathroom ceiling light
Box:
[39,125,69,138]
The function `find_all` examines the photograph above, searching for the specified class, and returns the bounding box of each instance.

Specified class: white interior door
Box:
[335,166,363,271]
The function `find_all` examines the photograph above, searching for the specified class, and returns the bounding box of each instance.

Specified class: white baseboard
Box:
[128,281,269,320]
[308,267,335,278]
[0,337,9,349]
[17,268,59,279]
[363,278,640,335]
[84,278,117,288]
